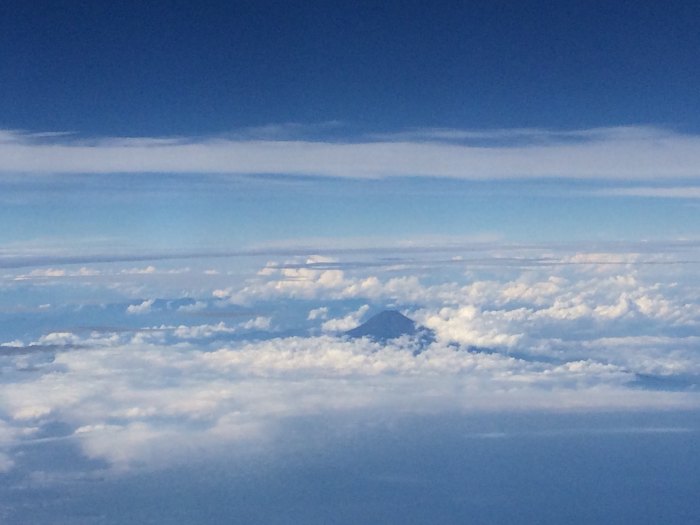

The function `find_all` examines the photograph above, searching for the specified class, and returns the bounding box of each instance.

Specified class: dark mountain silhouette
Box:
[345,310,435,349]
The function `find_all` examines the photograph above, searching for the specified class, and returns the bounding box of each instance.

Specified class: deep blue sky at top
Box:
[2,0,700,136]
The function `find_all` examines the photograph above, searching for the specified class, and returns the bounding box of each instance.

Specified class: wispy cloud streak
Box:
[602,186,700,198]
[2,126,700,180]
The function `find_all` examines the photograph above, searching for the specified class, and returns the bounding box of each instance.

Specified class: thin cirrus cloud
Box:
[2,125,700,180]
[601,186,700,198]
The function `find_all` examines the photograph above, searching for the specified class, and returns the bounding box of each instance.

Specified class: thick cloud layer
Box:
[1,244,699,475]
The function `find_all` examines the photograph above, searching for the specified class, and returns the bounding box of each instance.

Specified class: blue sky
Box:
[3,1,700,134]
[1,1,700,253]
[1,1,700,252]
[2,173,700,252]
[2,2,700,523]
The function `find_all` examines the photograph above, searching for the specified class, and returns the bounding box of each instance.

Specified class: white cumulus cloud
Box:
[126,299,155,314]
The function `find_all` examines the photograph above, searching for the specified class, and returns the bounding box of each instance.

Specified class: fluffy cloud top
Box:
[321,304,370,333]
[1,245,699,475]
[2,331,696,473]
[126,299,155,314]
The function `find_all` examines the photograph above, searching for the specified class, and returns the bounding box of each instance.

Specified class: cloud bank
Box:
[2,331,696,473]
[1,244,699,475]
[2,126,700,180]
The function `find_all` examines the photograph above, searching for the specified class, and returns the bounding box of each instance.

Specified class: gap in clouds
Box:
[3,175,700,258]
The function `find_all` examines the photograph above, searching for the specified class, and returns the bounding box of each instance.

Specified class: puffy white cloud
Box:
[204,251,700,355]
[126,299,155,314]
[77,266,101,276]
[307,306,329,320]
[121,265,157,275]
[212,288,231,299]
[594,293,632,319]
[321,305,370,333]
[172,322,236,339]
[224,258,430,305]
[0,322,698,473]
[12,267,102,281]
[563,252,641,266]
[500,277,565,305]
[1,245,700,475]
[226,257,348,302]
[164,319,274,340]
[14,268,66,280]
[415,306,522,347]
[0,339,25,348]
[36,331,82,346]
[239,316,272,331]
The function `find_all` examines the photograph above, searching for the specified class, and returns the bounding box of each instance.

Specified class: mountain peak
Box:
[344,310,419,342]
